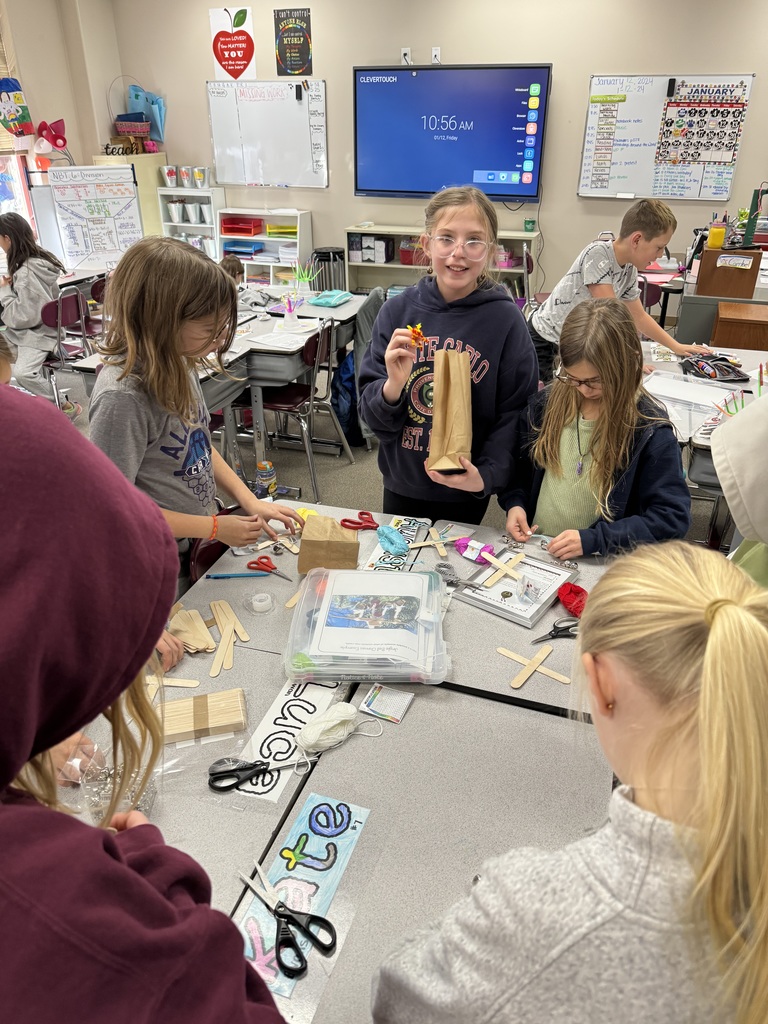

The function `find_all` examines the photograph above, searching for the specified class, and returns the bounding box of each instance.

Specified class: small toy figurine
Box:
[407,323,427,348]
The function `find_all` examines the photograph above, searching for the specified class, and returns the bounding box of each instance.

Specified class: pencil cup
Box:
[200,204,213,224]
[707,222,726,249]
[167,201,184,223]
[203,238,217,258]
[160,165,177,187]
[185,202,201,223]
[193,166,210,189]
[179,166,193,189]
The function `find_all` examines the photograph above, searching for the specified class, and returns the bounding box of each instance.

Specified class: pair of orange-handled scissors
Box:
[246,555,293,582]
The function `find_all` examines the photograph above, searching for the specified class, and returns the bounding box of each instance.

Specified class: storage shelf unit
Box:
[344,223,540,296]
[157,186,226,259]
[217,208,312,286]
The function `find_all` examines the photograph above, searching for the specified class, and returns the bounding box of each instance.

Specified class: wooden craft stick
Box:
[186,609,216,650]
[428,527,447,558]
[159,688,247,744]
[145,678,160,702]
[279,536,300,554]
[224,626,235,670]
[508,644,553,689]
[255,538,275,551]
[496,647,570,685]
[285,585,304,609]
[146,676,201,689]
[483,552,525,588]
[210,622,235,678]
[169,600,183,618]
[212,600,250,643]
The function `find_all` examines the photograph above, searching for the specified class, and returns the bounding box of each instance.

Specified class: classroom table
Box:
[147,500,615,1021]
[641,342,763,444]
[239,681,611,1023]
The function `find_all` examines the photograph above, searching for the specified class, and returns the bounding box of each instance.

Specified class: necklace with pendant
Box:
[576,415,585,477]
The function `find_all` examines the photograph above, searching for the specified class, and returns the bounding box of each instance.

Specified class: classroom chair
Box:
[637,275,663,316]
[262,317,354,503]
[86,275,108,341]
[40,286,95,410]
[352,286,386,451]
[686,440,732,551]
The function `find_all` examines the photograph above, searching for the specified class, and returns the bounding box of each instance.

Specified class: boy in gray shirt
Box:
[529,199,708,379]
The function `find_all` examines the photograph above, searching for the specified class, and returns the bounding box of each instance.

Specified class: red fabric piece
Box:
[558,582,588,617]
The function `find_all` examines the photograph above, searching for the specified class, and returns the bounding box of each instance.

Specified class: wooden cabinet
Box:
[712,302,768,351]
[344,223,539,297]
[157,186,226,259]
[217,207,312,286]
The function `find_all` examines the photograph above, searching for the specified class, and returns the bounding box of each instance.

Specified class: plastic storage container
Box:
[285,568,449,685]
[221,216,264,236]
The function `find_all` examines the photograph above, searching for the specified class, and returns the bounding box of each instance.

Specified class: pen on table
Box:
[741,389,744,410]
[205,572,270,579]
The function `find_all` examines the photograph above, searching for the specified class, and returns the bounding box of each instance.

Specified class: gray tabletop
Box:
[244,681,612,1024]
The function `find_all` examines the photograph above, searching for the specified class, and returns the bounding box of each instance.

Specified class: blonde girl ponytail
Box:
[578,541,768,1024]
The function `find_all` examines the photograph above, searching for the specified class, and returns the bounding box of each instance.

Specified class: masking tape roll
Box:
[244,593,274,614]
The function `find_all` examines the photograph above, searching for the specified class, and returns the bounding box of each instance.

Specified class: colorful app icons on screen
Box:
[529,96,540,109]
[529,83,541,96]
[523,159,534,172]
[526,123,538,135]
[510,172,520,183]
[527,110,538,122]
[522,172,533,184]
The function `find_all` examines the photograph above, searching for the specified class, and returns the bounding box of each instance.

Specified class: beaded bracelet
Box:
[208,514,219,541]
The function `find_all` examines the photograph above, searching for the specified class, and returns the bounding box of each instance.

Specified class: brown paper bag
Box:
[297,515,360,574]
[426,349,472,472]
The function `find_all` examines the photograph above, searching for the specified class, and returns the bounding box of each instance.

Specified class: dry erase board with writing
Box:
[47,165,143,272]
[207,79,327,188]
[578,74,754,201]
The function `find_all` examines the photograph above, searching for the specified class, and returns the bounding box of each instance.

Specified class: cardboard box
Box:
[297,515,360,574]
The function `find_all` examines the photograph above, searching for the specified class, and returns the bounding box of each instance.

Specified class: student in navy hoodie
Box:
[499,298,690,558]
[358,186,538,525]
[0,387,284,1024]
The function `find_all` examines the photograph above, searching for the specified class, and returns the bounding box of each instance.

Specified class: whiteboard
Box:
[47,165,143,272]
[207,79,327,188]
[578,74,754,201]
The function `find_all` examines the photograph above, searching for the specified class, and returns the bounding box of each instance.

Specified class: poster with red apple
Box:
[210,8,256,81]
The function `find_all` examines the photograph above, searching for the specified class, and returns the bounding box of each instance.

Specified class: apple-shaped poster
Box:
[210,7,256,81]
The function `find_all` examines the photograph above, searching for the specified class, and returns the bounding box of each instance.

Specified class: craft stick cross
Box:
[497,645,571,689]
[408,527,449,557]
[482,552,525,588]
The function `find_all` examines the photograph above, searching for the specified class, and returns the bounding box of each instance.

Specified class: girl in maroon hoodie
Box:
[0,386,284,1023]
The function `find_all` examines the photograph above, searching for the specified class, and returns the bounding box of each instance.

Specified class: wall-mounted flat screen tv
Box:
[353,64,552,202]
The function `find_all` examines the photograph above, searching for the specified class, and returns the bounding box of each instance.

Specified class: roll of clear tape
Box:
[243,593,274,614]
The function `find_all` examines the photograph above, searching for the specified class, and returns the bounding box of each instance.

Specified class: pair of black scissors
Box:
[207,756,316,792]
[240,862,337,978]
[533,616,579,644]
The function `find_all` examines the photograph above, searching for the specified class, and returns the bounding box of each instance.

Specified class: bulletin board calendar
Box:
[578,74,755,201]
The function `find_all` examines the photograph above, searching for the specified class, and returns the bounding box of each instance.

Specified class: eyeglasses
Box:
[429,235,490,261]
[554,370,603,389]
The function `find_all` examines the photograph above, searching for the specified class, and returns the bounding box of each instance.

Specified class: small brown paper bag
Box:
[297,515,360,574]
[426,349,472,472]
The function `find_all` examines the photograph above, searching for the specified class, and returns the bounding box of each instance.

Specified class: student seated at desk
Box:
[712,395,768,587]
[373,540,768,1024]
[0,212,82,419]
[89,237,302,588]
[500,299,690,558]
[528,199,709,380]
[0,387,284,1023]
[358,186,538,526]
[220,253,270,316]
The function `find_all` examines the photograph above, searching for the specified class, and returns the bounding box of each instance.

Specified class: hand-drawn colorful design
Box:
[326,594,420,631]
[238,793,369,998]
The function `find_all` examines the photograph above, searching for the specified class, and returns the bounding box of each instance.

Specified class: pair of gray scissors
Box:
[434,562,484,592]
[533,616,579,643]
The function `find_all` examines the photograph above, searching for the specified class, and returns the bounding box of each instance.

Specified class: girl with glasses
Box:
[499,298,690,558]
[358,186,538,525]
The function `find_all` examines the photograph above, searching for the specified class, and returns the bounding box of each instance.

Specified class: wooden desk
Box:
[713,302,768,351]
